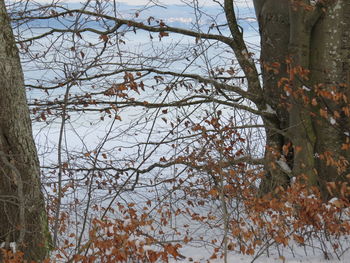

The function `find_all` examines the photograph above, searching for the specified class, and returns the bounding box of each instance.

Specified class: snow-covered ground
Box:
[172,244,350,262]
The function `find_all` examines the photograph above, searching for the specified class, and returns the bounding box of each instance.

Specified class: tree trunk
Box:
[0,0,51,260]
[309,0,350,198]
[254,0,350,199]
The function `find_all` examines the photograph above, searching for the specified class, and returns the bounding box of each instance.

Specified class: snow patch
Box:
[291,176,297,184]
[302,85,311,91]
[0,242,17,253]
[329,117,336,125]
[276,158,292,173]
[263,104,276,114]
[310,0,317,6]
[328,197,339,204]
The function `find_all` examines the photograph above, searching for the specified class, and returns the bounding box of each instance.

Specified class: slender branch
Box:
[30,95,274,118]
[224,0,262,103]
[15,8,235,47]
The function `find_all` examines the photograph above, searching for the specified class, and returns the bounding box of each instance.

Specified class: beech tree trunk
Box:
[254,0,350,199]
[0,0,51,260]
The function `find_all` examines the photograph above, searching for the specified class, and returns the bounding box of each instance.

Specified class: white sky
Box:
[33,0,211,4]
[102,0,253,6]
[119,0,195,4]
[30,0,253,7]
[118,0,213,5]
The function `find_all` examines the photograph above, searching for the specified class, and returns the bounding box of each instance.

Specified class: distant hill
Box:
[11,2,257,33]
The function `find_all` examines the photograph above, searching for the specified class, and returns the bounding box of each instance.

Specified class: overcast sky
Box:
[112,0,252,6]
[117,0,214,5]
[29,0,253,7]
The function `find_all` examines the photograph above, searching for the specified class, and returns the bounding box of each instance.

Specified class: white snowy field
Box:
[171,243,350,262]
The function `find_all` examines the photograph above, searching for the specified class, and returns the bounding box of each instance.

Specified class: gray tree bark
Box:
[0,0,51,260]
[254,0,350,199]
